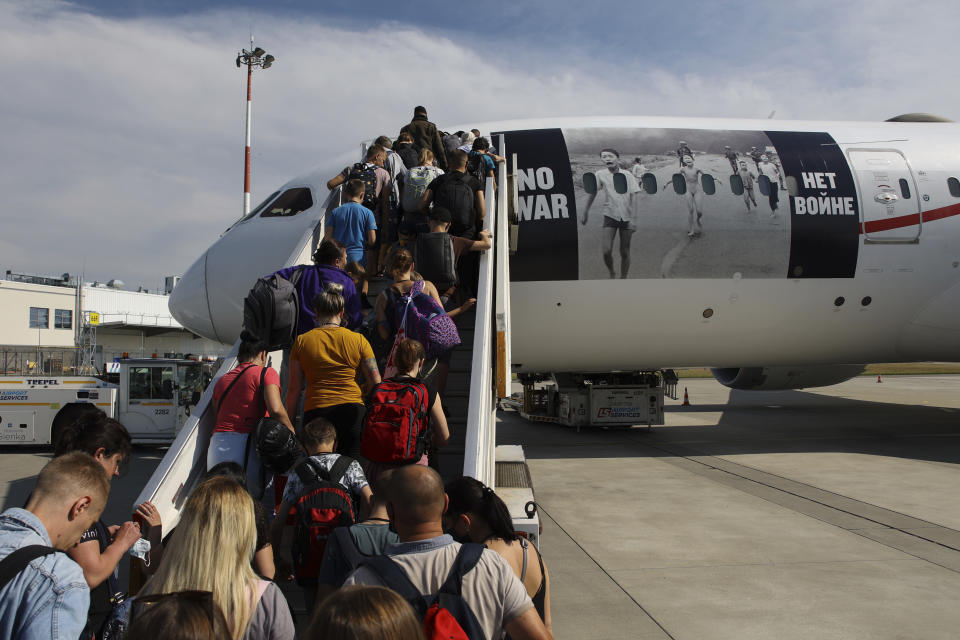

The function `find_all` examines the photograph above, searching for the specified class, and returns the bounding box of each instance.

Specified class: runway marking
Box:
[641,439,960,573]
[525,434,960,572]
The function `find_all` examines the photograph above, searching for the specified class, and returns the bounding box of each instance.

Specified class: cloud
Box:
[1,0,958,287]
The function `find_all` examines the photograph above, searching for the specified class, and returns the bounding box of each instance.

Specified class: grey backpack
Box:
[241,269,302,351]
[415,232,457,292]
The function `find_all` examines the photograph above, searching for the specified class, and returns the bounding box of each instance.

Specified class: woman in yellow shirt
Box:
[285,282,381,459]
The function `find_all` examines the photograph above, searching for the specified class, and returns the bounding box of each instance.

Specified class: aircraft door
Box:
[847,149,920,242]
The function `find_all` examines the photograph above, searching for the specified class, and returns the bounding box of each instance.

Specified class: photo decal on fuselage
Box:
[504,127,860,282]
[567,127,788,280]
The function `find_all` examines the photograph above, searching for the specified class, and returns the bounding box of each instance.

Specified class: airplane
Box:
[169,113,960,391]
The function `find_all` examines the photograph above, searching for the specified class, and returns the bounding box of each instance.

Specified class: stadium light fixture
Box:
[236,37,276,216]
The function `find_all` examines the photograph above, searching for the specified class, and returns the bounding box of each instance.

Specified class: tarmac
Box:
[499,375,960,639]
[2,375,960,639]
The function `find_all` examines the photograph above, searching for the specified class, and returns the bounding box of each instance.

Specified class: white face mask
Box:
[129,538,151,566]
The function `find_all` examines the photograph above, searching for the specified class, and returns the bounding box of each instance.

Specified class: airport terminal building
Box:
[0,271,229,375]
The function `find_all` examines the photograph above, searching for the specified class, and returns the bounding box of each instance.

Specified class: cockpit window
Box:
[261,188,314,217]
[244,191,280,221]
[223,191,280,232]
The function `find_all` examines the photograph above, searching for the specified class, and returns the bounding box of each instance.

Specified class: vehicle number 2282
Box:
[154,408,170,415]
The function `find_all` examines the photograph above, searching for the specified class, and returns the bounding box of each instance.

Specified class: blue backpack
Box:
[395,280,461,358]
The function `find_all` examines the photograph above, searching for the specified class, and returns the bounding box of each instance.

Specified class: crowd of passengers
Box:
[0,107,551,640]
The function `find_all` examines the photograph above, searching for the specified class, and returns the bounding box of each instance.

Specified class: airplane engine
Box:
[711,365,865,391]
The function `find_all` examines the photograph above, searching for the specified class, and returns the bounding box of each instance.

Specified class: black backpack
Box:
[397,144,420,172]
[348,162,381,212]
[242,269,302,351]
[434,173,477,239]
[83,521,122,638]
[363,543,487,640]
[466,153,488,187]
[415,232,457,292]
[292,456,356,580]
[254,417,307,475]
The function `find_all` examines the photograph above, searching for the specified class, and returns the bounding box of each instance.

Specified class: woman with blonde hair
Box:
[135,477,294,640]
[307,585,425,640]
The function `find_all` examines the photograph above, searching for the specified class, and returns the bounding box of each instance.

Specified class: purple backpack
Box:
[396,280,461,358]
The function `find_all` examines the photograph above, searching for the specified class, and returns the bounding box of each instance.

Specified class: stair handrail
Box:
[494,136,511,398]
[462,163,500,486]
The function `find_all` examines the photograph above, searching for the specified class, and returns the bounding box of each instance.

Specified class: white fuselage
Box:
[169,115,960,373]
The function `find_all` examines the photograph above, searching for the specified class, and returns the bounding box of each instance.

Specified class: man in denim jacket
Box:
[0,452,110,640]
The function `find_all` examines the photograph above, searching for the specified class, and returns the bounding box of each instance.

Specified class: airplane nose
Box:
[169,253,219,342]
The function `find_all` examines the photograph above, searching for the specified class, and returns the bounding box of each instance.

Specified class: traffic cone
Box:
[682,387,690,406]
[877,374,882,383]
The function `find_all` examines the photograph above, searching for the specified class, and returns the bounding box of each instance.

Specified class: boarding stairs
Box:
[131,136,537,614]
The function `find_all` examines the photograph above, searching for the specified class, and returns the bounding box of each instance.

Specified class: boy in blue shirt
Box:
[324,179,378,266]
[469,137,504,188]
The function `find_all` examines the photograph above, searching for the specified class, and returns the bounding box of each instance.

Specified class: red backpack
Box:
[291,456,356,580]
[363,543,487,640]
[361,380,430,464]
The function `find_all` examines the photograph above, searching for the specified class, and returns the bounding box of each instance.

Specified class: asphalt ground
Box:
[497,375,960,639]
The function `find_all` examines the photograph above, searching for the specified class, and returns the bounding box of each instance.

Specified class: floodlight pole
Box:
[244,54,253,216]
[237,36,275,216]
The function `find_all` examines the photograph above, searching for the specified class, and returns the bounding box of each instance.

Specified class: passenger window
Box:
[899,179,911,199]
[641,173,657,194]
[261,188,314,217]
[785,176,799,197]
[672,174,686,195]
[949,177,960,197]
[583,172,597,195]
[701,174,716,196]
[729,174,744,196]
[613,173,628,194]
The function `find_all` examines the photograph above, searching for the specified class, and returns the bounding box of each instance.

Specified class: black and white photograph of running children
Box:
[563,127,791,280]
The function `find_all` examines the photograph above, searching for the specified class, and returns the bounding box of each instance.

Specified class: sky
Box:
[3,0,959,290]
